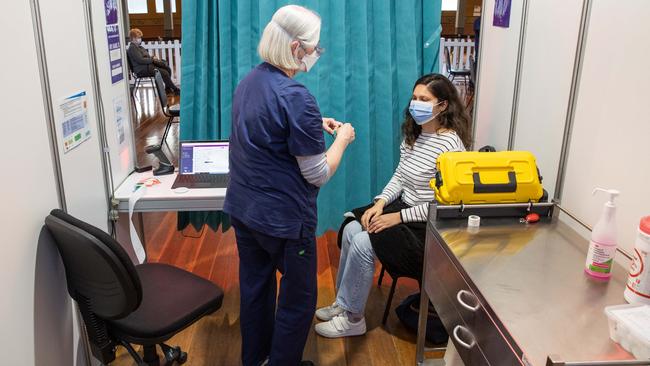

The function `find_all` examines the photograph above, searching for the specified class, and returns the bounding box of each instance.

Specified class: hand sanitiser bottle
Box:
[585,188,620,280]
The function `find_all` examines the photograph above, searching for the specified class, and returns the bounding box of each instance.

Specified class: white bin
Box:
[604,304,650,360]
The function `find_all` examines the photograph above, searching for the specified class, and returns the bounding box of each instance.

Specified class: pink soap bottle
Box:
[585,188,620,280]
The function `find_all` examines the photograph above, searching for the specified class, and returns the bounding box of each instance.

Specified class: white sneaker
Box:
[314,312,366,338]
[315,302,345,321]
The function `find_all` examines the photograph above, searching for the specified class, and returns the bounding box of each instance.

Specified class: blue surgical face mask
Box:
[409,100,444,125]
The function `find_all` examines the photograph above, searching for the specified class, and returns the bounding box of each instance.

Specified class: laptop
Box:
[171,140,230,189]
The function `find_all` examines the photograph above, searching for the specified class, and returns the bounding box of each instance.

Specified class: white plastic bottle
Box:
[585,188,620,280]
[624,216,650,304]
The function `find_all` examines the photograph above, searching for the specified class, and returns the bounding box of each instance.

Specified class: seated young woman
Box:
[314,73,472,338]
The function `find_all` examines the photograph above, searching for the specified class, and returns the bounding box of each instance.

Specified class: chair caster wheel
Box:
[163,346,178,362]
[178,351,187,364]
[163,345,187,364]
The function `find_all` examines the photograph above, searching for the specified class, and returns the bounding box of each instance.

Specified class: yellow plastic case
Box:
[431,151,544,205]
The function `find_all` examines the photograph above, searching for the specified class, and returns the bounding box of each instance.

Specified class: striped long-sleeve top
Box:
[375,131,465,223]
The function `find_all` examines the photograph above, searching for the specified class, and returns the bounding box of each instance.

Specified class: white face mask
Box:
[300,51,320,72]
[133,37,142,45]
[295,44,321,72]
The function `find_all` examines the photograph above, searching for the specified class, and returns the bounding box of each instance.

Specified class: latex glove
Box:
[322,117,343,135]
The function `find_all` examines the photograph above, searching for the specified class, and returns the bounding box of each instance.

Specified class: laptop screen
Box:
[179,141,229,174]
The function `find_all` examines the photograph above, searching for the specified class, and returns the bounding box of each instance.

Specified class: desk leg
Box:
[138,212,146,253]
[416,284,430,365]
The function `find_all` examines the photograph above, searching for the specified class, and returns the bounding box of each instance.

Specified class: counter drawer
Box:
[425,227,523,365]
[426,271,490,365]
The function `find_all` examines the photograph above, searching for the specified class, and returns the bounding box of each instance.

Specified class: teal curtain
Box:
[180,0,442,234]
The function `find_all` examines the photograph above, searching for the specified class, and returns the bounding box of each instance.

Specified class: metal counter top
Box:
[429,216,636,365]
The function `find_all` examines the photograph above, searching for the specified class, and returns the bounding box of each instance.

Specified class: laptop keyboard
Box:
[172,173,229,188]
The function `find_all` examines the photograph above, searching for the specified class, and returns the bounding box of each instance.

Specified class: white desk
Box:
[113,171,226,213]
[112,171,227,261]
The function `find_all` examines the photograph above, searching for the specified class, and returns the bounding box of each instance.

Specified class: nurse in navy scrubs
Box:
[223,5,355,366]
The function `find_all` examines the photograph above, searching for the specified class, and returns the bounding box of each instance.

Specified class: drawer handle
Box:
[453,325,477,350]
[457,290,480,312]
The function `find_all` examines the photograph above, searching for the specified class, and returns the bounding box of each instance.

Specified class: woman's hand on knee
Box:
[361,200,385,229]
[367,212,401,234]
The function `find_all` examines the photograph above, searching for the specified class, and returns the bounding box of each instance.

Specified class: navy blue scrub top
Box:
[224,62,326,240]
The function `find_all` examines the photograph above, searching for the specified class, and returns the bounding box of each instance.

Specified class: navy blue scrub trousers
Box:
[232,218,317,366]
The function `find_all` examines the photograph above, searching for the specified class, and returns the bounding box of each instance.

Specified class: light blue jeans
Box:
[335,221,377,315]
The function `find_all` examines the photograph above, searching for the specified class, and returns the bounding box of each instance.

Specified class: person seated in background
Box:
[127,28,180,96]
[314,73,472,338]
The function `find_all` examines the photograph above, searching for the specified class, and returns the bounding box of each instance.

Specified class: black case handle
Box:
[478,145,497,152]
[435,171,443,188]
[473,171,517,194]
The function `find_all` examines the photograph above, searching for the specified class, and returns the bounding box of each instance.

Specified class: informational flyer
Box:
[113,96,126,146]
[104,0,124,84]
[493,0,512,28]
[60,91,91,153]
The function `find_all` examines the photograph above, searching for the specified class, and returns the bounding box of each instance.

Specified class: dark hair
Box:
[401,73,472,149]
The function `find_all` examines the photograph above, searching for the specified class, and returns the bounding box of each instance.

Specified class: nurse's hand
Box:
[367,213,401,234]
[322,117,342,135]
[335,123,355,144]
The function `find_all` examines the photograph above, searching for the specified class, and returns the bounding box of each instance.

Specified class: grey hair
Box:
[258,5,321,70]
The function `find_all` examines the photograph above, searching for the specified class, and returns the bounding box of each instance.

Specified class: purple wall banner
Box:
[104,0,123,84]
[493,0,512,28]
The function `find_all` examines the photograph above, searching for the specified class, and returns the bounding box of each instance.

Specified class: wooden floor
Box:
[131,84,180,168]
[114,90,444,365]
[114,214,432,366]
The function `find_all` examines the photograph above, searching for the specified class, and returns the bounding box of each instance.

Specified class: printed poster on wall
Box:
[113,96,126,146]
[493,0,512,28]
[105,0,124,84]
[60,91,92,153]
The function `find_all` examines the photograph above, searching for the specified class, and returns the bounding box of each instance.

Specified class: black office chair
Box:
[153,69,180,145]
[444,47,471,93]
[469,54,477,90]
[373,223,426,325]
[377,266,396,324]
[44,209,224,366]
[465,55,477,110]
[377,266,422,325]
[126,52,155,101]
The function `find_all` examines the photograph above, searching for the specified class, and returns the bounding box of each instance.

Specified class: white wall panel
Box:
[90,0,135,188]
[561,0,650,254]
[512,0,583,195]
[0,3,65,364]
[473,0,524,150]
[38,0,110,230]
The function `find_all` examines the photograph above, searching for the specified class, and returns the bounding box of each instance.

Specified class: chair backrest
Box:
[153,69,168,109]
[470,55,477,85]
[44,209,142,320]
[444,46,453,71]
